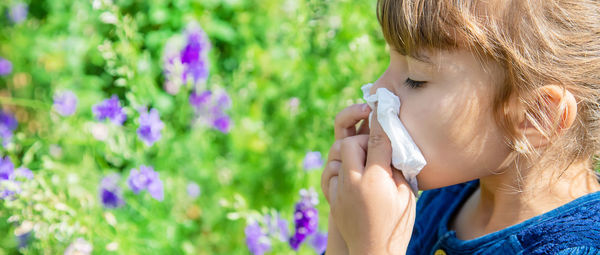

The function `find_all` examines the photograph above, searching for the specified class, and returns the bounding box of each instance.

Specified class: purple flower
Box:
[216,92,231,109]
[127,165,163,201]
[245,221,271,255]
[212,115,231,133]
[0,157,31,200]
[309,231,328,254]
[289,188,319,250]
[189,90,211,108]
[162,47,185,94]
[147,177,164,201]
[303,151,323,171]
[99,174,124,209]
[53,91,78,116]
[9,3,28,24]
[180,25,210,84]
[161,22,211,95]
[92,95,127,125]
[186,182,201,198]
[190,89,233,133]
[0,156,14,181]
[14,167,33,180]
[264,213,289,242]
[0,58,12,76]
[0,110,17,146]
[17,231,31,249]
[0,182,18,199]
[136,108,164,146]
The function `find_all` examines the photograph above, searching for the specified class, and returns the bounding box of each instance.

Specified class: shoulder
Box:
[517,191,600,254]
[556,246,600,255]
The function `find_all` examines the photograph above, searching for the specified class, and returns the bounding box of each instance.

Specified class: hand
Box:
[331,106,417,255]
[321,103,371,255]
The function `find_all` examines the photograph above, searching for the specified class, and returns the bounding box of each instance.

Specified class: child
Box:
[321,0,600,254]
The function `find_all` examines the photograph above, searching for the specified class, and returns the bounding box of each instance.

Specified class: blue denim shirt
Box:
[407,180,600,255]
[322,180,600,255]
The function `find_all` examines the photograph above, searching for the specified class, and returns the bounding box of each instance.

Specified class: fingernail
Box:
[362,104,371,112]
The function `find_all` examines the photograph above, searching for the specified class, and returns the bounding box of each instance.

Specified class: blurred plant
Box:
[303,151,324,171]
[0,0,388,252]
[0,110,17,147]
[245,220,272,255]
[127,165,164,201]
[309,231,328,254]
[190,88,232,133]
[92,95,127,125]
[289,188,320,250]
[53,91,78,117]
[98,173,124,209]
[64,238,93,255]
[186,182,201,199]
[0,57,11,76]
[136,107,164,146]
[8,2,27,24]
[163,23,211,94]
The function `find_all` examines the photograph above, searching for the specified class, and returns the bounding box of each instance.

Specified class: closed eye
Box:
[405,78,426,89]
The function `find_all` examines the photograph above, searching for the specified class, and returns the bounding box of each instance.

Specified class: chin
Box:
[416,169,479,191]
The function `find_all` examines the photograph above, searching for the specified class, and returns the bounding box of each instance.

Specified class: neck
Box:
[463,159,600,239]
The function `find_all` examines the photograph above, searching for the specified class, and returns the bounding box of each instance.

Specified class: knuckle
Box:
[368,133,386,147]
[331,140,341,153]
[340,137,354,150]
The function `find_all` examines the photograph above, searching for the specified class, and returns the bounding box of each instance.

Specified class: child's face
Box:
[371,47,513,190]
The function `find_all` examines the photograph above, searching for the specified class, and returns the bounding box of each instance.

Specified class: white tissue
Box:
[361,83,427,193]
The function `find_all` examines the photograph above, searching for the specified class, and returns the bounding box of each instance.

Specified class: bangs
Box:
[376,0,494,59]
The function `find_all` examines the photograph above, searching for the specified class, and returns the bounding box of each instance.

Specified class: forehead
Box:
[377,0,510,62]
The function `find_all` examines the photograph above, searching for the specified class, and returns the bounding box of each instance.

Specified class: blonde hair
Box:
[376,0,600,178]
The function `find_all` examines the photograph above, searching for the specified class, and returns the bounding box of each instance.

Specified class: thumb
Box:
[365,104,393,176]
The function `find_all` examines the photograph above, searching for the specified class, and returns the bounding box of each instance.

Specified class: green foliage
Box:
[0,0,388,254]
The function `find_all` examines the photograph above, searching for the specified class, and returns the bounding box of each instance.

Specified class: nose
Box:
[370,80,385,95]
[370,73,399,98]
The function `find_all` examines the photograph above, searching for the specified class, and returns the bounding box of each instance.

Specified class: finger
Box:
[365,107,393,176]
[321,160,341,203]
[328,176,338,205]
[334,103,372,140]
[327,140,341,162]
[322,141,342,203]
[339,135,370,185]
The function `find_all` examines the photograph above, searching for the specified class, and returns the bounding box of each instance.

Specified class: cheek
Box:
[399,89,511,190]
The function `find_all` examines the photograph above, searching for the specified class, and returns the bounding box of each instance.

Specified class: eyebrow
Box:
[412,53,434,65]
[391,47,434,65]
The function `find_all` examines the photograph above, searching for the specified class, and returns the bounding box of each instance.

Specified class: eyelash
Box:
[404,78,426,89]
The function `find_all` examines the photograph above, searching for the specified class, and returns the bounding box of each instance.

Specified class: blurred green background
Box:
[0,0,388,254]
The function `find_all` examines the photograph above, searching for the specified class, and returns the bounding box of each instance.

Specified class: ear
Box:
[518,85,577,148]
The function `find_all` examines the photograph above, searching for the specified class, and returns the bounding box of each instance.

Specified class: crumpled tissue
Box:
[361,83,427,193]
